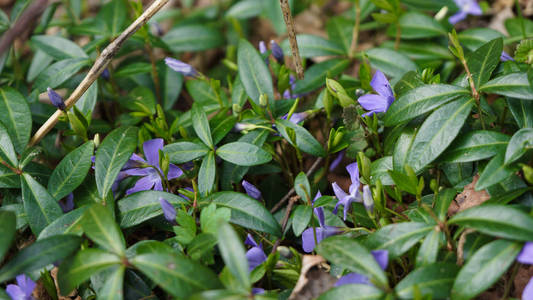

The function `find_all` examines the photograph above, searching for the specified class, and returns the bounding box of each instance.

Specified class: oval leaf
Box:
[505,128,533,165]
[0,211,16,261]
[118,191,187,228]
[81,204,126,255]
[440,130,510,163]
[21,173,63,235]
[395,263,459,299]
[0,122,18,167]
[366,48,417,78]
[216,142,272,166]
[237,39,274,105]
[479,72,533,100]
[0,87,32,152]
[217,221,251,290]
[31,35,88,60]
[365,222,433,258]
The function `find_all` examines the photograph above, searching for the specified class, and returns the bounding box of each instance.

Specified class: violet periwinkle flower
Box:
[517,242,533,299]
[59,193,74,213]
[332,162,362,221]
[242,180,262,200]
[335,250,389,287]
[448,0,482,25]
[245,234,267,271]
[270,40,284,64]
[101,68,110,80]
[357,70,395,117]
[124,138,183,195]
[252,288,265,295]
[47,87,66,110]
[165,57,198,77]
[159,197,176,223]
[259,41,267,55]
[6,274,36,300]
[302,192,341,253]
[500,51,514,62]
[282,112,309,124]
[362,185,374,214]
[329,150,346,172]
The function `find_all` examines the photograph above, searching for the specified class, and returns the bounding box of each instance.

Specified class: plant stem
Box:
[279,0,304,79]
[349,0,361,58]
[394,21,401,50]
[271,196,298,254]
[460,57,485,129]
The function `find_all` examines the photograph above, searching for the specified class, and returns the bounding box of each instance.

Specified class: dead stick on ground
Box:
[279,0,304,79]
[271,157,323,213]
[28,0,169,147]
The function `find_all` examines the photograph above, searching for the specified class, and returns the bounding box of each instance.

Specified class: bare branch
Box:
[279,0,304,79]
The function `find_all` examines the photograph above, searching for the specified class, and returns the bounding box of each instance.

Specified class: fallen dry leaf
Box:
[448,175,490,216]
[514,265,533,298]
[289,255,336,300]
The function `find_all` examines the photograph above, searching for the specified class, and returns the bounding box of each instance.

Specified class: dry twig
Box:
[279,0,304,79]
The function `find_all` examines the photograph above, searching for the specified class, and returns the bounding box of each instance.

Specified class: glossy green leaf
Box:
[317,236,389,287]
[395,263,459,299]
[392,125,417,172]
[209,192,281,237]
[0,123,18,167]
[466,38,503,89]
[0,211,15,261]
[81,204,125,255]
[416,229,444,268]
[0,87,32,152]
[31,35,88,60]
[33,58,89,92]
[76,81,98,116]
[406,98,474,173]
[476,154,518,190]
[449,204,533,241]
[384,84,470,126]
[132,252,222,298]
[95,265,125,300]
[217,221,251,290]
[198,151,216,196]
[160,62,183,110]
[366,48,417,78]
[58,248,121,295]
[451,239,521,300]
[457,28,504,51]
[317,284,385,300]
[27,50,53,82]
[276,119,325,157]
[118,191,187,228]
[281,34,345,58]
[95,126,138,199]
[114,62,152,78]
[394,12,445,39]
[99,0,127,36]
[440,130,510,163]
[21,173,63,235]
[0,164,19,188]
[293,59,350,94]
[164,141,210,164]
[0,235,81,282]
[191,103,214,148]
[48,141,94,200]
[163,25,224,52]
[216,142,272,166]
[237,39,274,105]
[479,73,533,100]
[292,205,312,236]
[370,156,393,185]
[37,206,88,240]
[294,172,312,202]
[225,0,262,19]
[435,188,457,221]
[365,222,433,258]
[505,128,533,164]
[507,98,533,128]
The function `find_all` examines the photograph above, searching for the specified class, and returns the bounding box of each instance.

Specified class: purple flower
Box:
[101,68,110,80]
[270,40,284,64]
[165,57,198,77]
[362,185,374,214]
[59,193,74,213]
[302,192,341,253]
[335,250,388,286]
[332,163,362,221]
[500,51,514,62]
[124,139,183,195]
[357,70,395,117]
[245,234,267,271]
[47,87,66,110]
[6,274,36,300]
[448,0,482,24]
[259,41,267,55]
[252,288,265,295]
[329,150,345,172]
[159,197,176,223]
[282,112,308,124]
[517,242,533,299]
[242,180,262,200]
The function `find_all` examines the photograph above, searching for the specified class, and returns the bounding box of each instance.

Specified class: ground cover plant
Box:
[0,0,533,299]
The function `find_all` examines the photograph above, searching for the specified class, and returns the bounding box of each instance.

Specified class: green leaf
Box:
[164,141,210,164]
[276,119,325,157]
[291,205,312,236]
[0,211,15,261]
[365,222,433,258]
[76,81,98,116]
[163,25,224,52]
[281,34,345,58]
[58,248,121,295]
[451,239,521,300]
[81,204,126,255]
[33,58,90,92]
[393,12,446,39]
[466,38,503,89]
[384,84,470,126]
[98,0,127,36]
[435,188,457,221]
[95,126,138,200]
[0,87,32,152]
[294,172,312,202]
[217,221,251,291]
[95,265,125,300]
[160,62,183,110]
[415,229,444,268]
[370,156,393,185]
[48,141,94,200]
[37,206,88,240]
[118,191,187,228]
[507,98,533,128]
[406,97,474,173]
[0,123,18,167]
[326,17,352,53]
[317,236,389,288]
[237,39,274,105]
[225,0,262,19]
[114,62,152,78]
[31,35,88,60]
[440,130,510,163]
[132,252,222,298]
[186,80,220,105]
[198,151,216,196]
[479,73,533,100]
[476,154,518,190]
[0,164,19,188]
[457,28,504,51]
[395,263,459,299]
[191,103,214,148]
[317,284,385,300]
[392,125,417,172]
[27,50,53,82]
[200,203,231,236]
[394,71,425,98]
[449,204,533,241]
[216,142,272,166]
[505,128,533,165]
[209,192,281,237]
[21,173,63,235]
[0,235,81,282]
[293,59,350,94]
[366,48,417,78]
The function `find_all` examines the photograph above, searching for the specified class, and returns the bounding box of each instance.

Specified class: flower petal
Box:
[334,273,370,286]
[143,138,164,167]
[167,164,183,180]
[314,206,326,228]
[6,285,26,300]
[370,70,393,101]
[126,176,155,195]
[346,162,359,187]
[371,250,389,270]
[245,234,259,247]
[358,94,390,115]
[124,167,153,177]
[518,242,533,265]
[523,277,533,300]
[16,274,36,297]
[159,197,176,223]
[242,180,262,200]
[448,11,467,24]
[246,246,267,270]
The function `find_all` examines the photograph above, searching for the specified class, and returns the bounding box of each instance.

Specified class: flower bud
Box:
[362,185,374,214]
[270,40,284,64]
[47,87,66,110]
[164,57,198,77]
